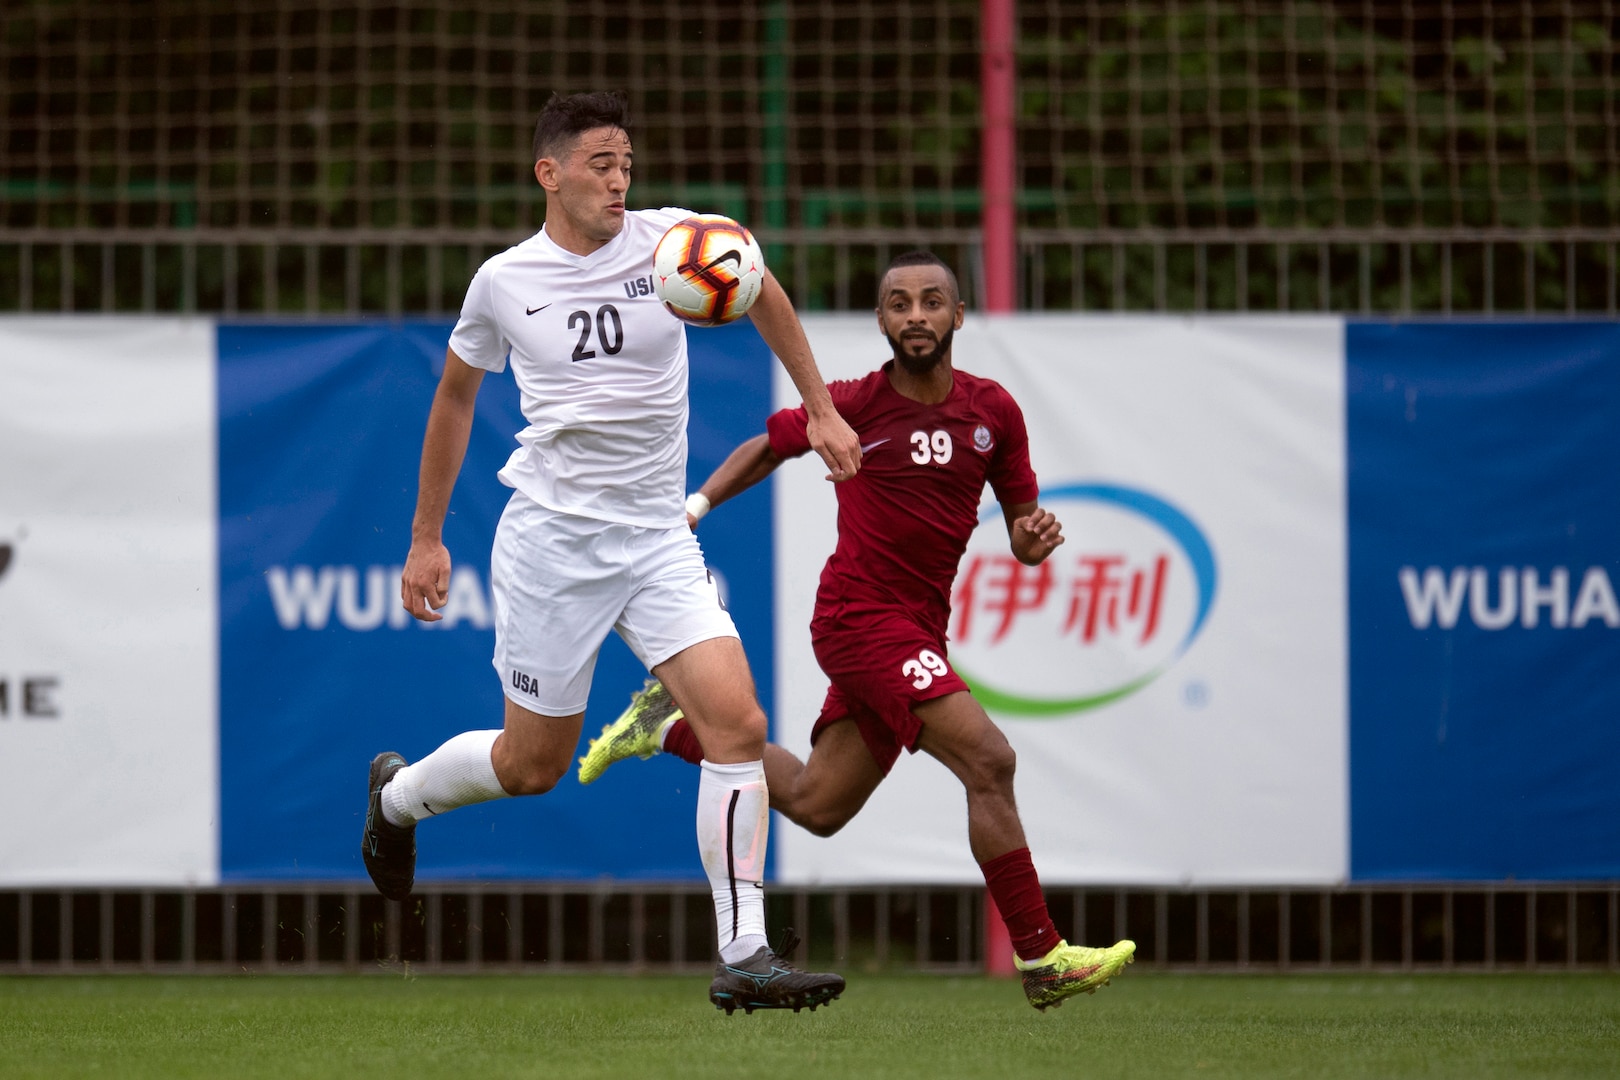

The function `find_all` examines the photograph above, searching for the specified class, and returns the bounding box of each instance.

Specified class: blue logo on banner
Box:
[218,321,776,881]
[1347,321,1620,881]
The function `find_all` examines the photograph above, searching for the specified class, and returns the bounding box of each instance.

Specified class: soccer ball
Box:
[652,214,766,326]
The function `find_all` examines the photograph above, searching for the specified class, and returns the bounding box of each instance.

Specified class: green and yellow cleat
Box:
[1015,938,1136,1011]
[577,678,684,785]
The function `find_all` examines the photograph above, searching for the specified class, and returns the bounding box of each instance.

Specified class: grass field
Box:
[3,971,1617,1079]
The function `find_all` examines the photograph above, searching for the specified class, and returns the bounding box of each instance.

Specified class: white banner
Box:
[775,314,1346,885]
[0,317,219,885]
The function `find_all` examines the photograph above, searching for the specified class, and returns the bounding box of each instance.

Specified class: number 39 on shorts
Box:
[902,648,950,689]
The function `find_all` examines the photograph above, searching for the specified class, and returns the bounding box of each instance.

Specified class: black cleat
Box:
[709,929,845,1015]
[361,751,415,901]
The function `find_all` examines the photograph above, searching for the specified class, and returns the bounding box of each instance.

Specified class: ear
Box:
[534,157,559,193]
[953,301,966,329]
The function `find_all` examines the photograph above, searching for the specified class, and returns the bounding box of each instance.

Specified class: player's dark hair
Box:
[532,91,631,162]
[880,250,961,305]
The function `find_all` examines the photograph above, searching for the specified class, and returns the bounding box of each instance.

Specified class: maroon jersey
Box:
[767,362,1040,636]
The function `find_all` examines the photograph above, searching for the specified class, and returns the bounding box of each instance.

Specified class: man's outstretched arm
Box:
[687,433,783,529]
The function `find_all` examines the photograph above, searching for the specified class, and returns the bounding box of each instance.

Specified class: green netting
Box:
[1,1,1616,311]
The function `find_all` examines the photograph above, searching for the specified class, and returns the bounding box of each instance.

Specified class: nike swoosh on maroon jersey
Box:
[859,437,891,453]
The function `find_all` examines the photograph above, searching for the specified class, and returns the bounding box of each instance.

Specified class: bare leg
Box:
[653,636,766,762]
[492,697,585,795]
[912,690,1072,967]
[762,720,886,837]
[912,691,1025,862]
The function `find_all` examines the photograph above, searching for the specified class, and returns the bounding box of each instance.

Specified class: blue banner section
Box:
[219,321,775,881]
[1347,322,1620,880]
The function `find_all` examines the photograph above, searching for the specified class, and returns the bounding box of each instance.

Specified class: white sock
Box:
[381,730,507,827]
[698,758,769,964]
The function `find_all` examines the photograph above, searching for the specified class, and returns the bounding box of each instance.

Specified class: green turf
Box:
[2,971,1617,1079]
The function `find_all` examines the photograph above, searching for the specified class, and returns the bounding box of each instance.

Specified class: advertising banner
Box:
[1347,322,1620,881]
[7,314,1619,888]
[773,316,1348,886]
[216,320,775,881]
[0,318,218,886]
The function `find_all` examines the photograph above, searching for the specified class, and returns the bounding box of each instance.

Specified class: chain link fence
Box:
[2,1,1617,313]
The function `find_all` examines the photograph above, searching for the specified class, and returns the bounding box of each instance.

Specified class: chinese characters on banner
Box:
[955,552,1170,647]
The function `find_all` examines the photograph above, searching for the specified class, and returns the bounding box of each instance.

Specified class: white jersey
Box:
[449,207,695,527]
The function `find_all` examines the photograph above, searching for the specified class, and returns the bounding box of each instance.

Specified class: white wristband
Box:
[684,492,712,521]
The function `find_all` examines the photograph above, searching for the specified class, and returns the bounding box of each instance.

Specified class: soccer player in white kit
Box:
[360,91,859,1013]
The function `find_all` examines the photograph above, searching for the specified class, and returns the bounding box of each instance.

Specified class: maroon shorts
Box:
[808,605,968,776]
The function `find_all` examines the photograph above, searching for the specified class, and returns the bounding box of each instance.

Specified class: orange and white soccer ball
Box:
[652,214,766,326]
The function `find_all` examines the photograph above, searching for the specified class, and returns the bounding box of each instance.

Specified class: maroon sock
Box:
[662,717,705,765]
[980,847,1060,962]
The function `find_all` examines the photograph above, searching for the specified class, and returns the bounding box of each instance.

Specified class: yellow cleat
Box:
[1015,938,1136,1011]
[577,679,683,785]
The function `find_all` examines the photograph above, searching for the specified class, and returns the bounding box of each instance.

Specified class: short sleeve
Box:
[987,390,1040,506]
[768,375,865,461]
[447,259,509,372]
[765,405,812,460]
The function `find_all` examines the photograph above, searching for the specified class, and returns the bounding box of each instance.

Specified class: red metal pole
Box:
[985,892,1017,977]
[981,0,1018,978]
[980,0,1017,312]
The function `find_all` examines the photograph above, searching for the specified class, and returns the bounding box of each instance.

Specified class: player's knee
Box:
[773,779,857,837]
[698,703,769,759]
[967,738,1017,795]
[499,757,567,796]
[736,703,769,744]
[797,803,856,838]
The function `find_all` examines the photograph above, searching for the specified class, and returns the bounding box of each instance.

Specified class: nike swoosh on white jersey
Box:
[860,437,891,453]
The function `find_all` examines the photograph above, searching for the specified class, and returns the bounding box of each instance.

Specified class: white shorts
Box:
[490,490,738,716]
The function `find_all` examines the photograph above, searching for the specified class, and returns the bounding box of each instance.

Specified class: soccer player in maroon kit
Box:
[579,251,1135,1010]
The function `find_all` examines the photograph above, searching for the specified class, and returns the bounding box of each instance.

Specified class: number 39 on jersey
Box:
[910,430,953,465]
[902,648,951,689]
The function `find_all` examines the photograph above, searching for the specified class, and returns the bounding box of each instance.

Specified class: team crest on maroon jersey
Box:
[972,424,994,453]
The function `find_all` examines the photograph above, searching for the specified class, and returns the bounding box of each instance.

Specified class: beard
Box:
[887,324,955,375]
